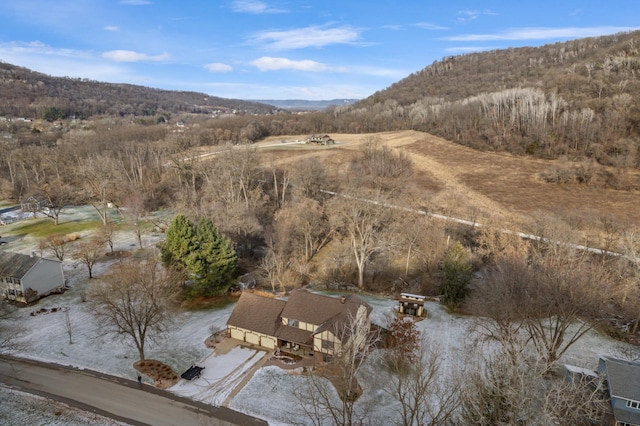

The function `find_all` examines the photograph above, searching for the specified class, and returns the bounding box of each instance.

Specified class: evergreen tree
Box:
[161,214,195,269]
[187,218,238,296]
[440,241,472,306]
[161,215,238,298]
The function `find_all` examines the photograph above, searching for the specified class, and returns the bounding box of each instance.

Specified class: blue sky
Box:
[1,1,638,101]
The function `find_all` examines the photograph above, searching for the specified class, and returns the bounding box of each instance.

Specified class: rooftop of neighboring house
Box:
[600,356,640,426]
[600,356,640,402]
[0,251,47,279]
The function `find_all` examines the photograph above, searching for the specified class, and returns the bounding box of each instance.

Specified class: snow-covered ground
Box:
[1,206,638,425]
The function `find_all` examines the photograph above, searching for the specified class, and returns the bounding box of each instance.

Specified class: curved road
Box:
[0,355,266,426]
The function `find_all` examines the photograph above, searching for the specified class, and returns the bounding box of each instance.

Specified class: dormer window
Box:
[288,319,299,328]
[627,399,640,409]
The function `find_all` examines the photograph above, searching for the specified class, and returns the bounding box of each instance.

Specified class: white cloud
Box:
[458,9,496,23]
[445,26,639,41]
[414,22,449,30]
[0,40,92,59]
[251,56,328,71]
[250,25,361,49]
[102,50,170,62]
[104,26,119,32]
[204,62,233,72]
[231,0,287,14]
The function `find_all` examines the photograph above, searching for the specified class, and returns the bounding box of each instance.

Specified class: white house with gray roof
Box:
[598,356,640,426]
[0,251,65,303]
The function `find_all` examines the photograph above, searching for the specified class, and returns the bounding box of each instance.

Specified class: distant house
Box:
[20,195,49,214]
[226,289,372,362]
[305,134,335,145]
[0,251,65,304]
[398,293,426,317]
[598,356,640,426]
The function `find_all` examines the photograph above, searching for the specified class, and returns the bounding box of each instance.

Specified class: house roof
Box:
[275,324,313,346]
[226,292,286,337]
[0,251,42,278]
[615,409,640,426]
[601,357,640,402]
[227,290,372,346]
[281,289,371,327]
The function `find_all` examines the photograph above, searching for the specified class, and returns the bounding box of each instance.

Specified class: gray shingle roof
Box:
[226,292,286,337]
[0,251,40,278]
[602,357,640,402]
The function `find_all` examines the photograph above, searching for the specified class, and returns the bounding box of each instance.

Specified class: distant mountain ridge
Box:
[0,62,274,119]
[252,99,359,110]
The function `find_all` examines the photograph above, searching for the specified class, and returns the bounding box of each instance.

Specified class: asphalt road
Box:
[0,355,267,426]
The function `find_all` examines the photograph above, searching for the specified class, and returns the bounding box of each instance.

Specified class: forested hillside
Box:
[0,62,275,119]
[335,30,640,166]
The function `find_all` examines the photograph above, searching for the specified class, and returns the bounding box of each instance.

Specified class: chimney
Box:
[340,296,346,304]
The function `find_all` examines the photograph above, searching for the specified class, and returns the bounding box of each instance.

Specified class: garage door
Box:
[230,328,245,341]
[261,336,276,349]
[246,333,260,345]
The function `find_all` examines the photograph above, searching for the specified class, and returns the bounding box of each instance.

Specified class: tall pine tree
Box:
[440,241,472,306]
[161,215,238,298]
[161,214,195,269]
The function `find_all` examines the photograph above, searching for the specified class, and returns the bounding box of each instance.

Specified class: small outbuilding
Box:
[398,293,426,317]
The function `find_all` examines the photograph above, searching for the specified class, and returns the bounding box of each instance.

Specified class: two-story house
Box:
[0,251,65,304]
[598,356,640,426]
[226,289,372,363]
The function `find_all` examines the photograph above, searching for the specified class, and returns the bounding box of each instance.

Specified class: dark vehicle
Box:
[181,365,205,380]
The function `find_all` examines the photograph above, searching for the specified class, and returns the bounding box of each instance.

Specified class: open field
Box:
[256,131,640,240]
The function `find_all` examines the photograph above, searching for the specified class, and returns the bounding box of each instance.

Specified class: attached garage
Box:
[226,292,286,351]
[229,326,245,341]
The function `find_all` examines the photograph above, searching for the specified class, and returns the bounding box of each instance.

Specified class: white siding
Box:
[21,258,64,298]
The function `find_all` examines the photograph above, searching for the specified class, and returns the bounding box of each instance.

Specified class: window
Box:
[287,319,299,328]
[626,400,640,409]
[322,339,334,351]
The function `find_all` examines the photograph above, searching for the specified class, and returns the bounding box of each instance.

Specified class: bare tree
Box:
[382,318,459,425]
[0,301,27,351]
[469,253,608,371]
[62,309,73,344]
[618,228,640,334]
[119,191,147,249]
[39,234,68,261]
[79,155,118,225]
[39,177,74,225]
[458,350,543,425]
[73,237,104,279]
[98,223,116,254]
[89,257,179,361]
[542,370,609,425]
[295,305,379,426]
[329,191,391,289]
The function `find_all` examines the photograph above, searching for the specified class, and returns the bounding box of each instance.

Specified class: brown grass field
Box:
[256,130,640,241]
